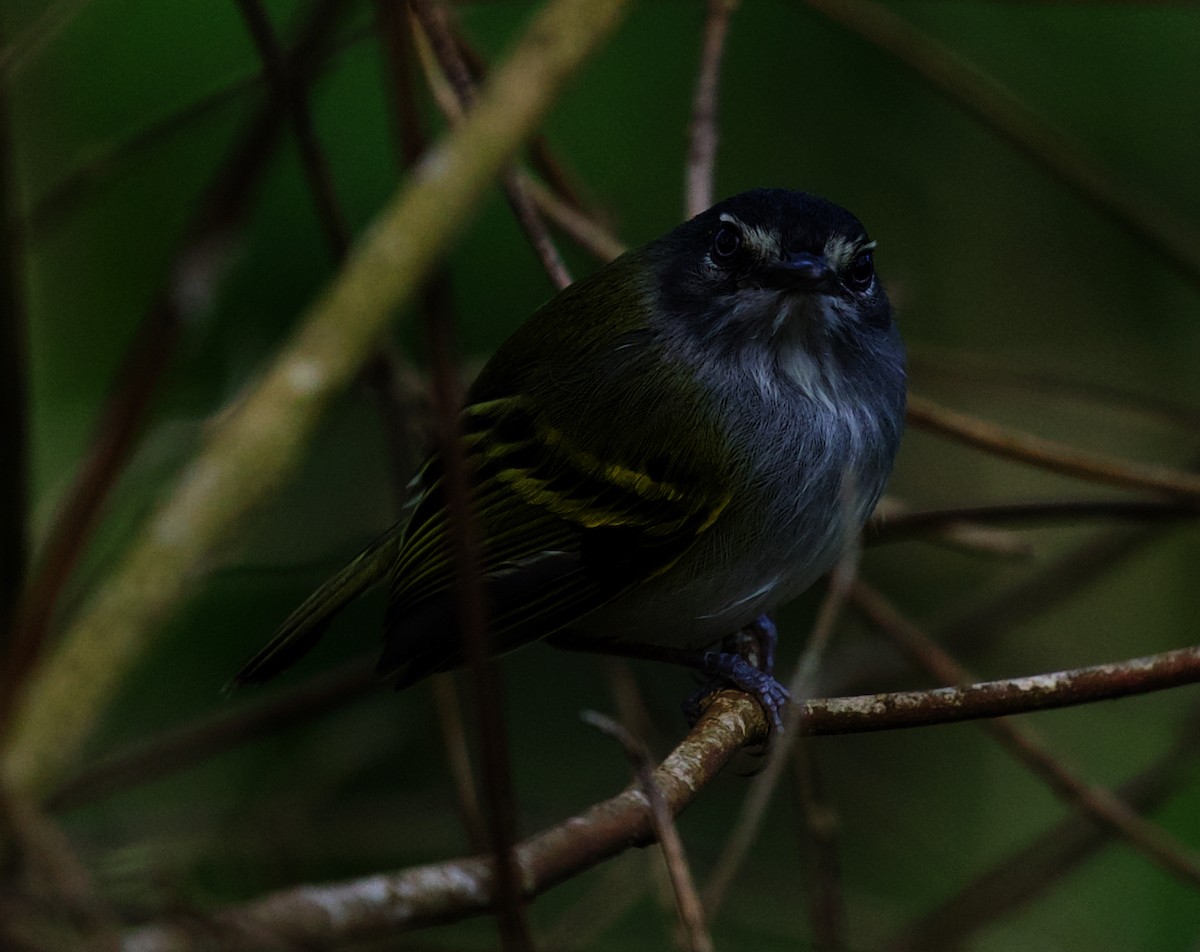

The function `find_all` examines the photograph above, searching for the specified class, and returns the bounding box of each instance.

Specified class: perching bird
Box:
[233,189,906,730]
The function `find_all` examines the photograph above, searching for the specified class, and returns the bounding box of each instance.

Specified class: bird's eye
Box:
[846,252,875,292]
[711,226,742,264]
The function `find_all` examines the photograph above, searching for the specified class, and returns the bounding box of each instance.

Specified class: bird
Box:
[232,188,906,732]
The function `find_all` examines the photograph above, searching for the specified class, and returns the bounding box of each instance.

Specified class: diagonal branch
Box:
[115,629,1200,950]
[410,0,572,290]
[685,0,737,218]
[0,0,631,801]
[0,0,355,733]
[853,580,1200,890]
[803,0,1200,291]
[908,393,1200,503]
[120,694,764,952]
[0,28,29,658]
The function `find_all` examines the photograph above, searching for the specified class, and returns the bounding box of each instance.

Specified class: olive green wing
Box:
[378,394,733,686]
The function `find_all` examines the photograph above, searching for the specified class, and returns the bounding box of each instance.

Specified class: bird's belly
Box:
[573,501,845,650]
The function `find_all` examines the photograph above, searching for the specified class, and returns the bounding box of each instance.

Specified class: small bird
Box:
[233,189,906,731]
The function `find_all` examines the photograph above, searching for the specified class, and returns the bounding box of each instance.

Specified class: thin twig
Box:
[0,0,632,801]
[409,0,572,289]
[792,746,847,952]
[908,392,1200,503]
[422,265,533,950]
[702,543,858,918]
[522,175,626,263]
[0,39,29,662]
[0,0,354,737]
[803,0,1200,291]
[582,711,713,952]
[909,348,1200,435]
[867,497,1195,545]
[120,694,763,951]
[852,579,1200,891]
[685,0,737,218]
[233,0,351,257]
[47,658,374,813]
[376,0,496,887]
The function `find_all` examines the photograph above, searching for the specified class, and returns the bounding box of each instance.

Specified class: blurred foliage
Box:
[3,1,1200,949]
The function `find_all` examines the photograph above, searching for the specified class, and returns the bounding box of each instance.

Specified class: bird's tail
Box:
[229,526,405,688]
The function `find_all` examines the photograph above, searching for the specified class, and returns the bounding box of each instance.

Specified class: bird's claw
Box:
[683,650,791,735]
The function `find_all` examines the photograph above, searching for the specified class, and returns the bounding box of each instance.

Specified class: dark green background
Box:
[5,1,1200,948]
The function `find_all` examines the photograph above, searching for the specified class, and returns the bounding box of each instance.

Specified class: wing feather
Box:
[379,395,732,683]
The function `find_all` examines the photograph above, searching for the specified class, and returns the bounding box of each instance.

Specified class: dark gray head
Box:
[644,189,902,405]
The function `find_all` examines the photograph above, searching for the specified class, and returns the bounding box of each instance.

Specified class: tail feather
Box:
[230,527,404,688]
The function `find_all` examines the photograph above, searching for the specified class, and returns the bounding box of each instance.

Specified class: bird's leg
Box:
[548,613,789,734]
[721,613,778,674]
[682,614,786,733]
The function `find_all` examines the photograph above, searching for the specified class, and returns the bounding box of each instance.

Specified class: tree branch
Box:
[113,635,1200,948]
[0,0,631,801]
[803,0,1200,292]
[907,393,1200,503]
[120,694,764,951]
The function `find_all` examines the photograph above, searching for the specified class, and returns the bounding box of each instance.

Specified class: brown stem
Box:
[419,159,533,950]
[0,0,354,735]
[685,0,737,218]
[884,710,1200,951]
[852,580,1200,890]
[119,694,765,951]
[803,0,1200,291]
[792,747,847,952]
[582,711,713,952]
[867,497,1195,545]
[907,393,1200,502]
[0,41,29,659]
[409,0,572,289]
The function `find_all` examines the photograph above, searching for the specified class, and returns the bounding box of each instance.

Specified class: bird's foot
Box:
[683,629,790,734]
[722,613,778,675]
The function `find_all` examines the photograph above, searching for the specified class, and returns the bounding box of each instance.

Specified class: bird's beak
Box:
[765,252,835,293]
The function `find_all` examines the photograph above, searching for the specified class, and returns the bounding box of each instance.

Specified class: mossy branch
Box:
[0,0,630,800]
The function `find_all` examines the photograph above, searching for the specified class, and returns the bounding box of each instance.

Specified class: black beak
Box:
[766,252,835,292]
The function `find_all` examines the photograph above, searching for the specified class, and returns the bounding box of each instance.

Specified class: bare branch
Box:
[685,0,737,218]
[803,644,1200,735]
[120,695,765,951]
[868,497,1195,545]
[582,711,713,952]
[410,0,572,289]
[112,626,1200,950]
[0,31,29,663]
[0,0,354,736]
[853,580,1200,890]
[908,393,1200,502]
[803,0,1200,291]
[885,710,1200,951]
[0,0,632,801]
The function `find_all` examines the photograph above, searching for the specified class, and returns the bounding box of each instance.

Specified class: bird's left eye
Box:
[711,225,742,264]
[846,252,874,291]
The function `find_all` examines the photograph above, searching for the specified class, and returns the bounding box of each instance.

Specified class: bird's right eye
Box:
[711,225,742,264]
